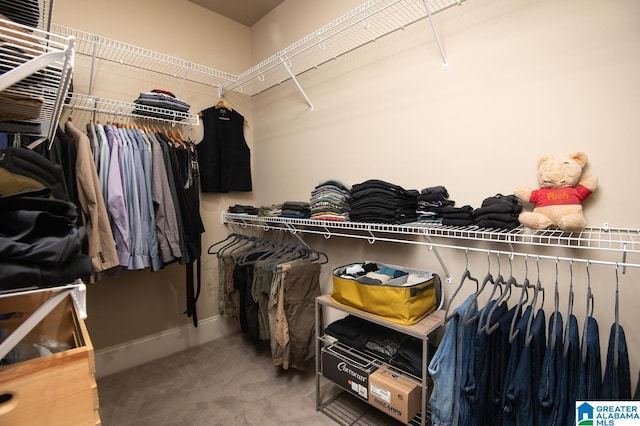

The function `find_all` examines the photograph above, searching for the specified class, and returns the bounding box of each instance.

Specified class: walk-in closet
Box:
[1,0,640,425]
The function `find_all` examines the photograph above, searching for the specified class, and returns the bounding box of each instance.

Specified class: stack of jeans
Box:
[416,185,454,223]
[472,194,522,229]
[349,179,418,224]
[279,201,310,218]
[440,205,474,226]
[309,179,351,221]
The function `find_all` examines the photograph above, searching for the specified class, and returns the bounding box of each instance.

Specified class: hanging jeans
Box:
[555,314,580,426]
[503,307,546,426]
[602,323,631,399]
[457,297,478,426]
[538,311,563,426]
[577,316,602,400]
[429,294,476,426]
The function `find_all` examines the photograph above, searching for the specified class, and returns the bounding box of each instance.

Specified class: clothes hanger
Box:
[484,253,517,335]
[614,263,620,368]
[581,261,595,363]
[509,255,535,343]
[525,256,545,347]
[215,98,233,111]
[563,259,575,357]
[444,249,479,322]
[208,233,240,255]
[476,253,506,333]
[463,251,495,325]
[550,257,561,348]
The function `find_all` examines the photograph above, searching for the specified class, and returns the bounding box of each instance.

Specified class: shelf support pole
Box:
[422,0,449,70]
[424,235,452,283]
[280,56,314,111]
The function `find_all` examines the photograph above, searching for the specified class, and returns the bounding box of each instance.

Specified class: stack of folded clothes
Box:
[258,204,282,217]
[472,193,523,229]
[324,315,407,362]
[416,185,455,224]
[227,204,259,215]
[133,89,191,120]
[349,179,418,224]
[440,204,474,226]
[279,201,310,218]
[0,3,46,135]
[309,179,351,221]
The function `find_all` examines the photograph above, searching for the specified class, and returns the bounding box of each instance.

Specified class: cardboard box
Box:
[368,368,422,424]
[0,291,100,426]
[321,343,378,400]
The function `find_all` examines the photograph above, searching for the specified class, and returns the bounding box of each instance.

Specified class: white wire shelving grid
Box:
[222,212,640,277]
[0,18,74,143]
[51,24,240,126]
[221,0,465,98]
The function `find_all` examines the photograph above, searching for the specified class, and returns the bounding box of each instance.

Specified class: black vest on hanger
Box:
[196,106,252,193]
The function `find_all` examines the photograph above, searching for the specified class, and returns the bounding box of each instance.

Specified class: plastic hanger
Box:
[484,254,517,335]
[477,253,506,334]
[581,261,595,363]
[444,250,479,322]
[509,255,534,343]
[563,259,575,357]
[208,233,239,255]
[550,257,561,348]
[614,263,620,368]
[525,256,545,347]
[463,251,494,325]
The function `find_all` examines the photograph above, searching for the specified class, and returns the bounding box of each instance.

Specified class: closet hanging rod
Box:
[223,213,640,269]
[64,93,200,126]
[222,213,640,254]
[227,219,640,271]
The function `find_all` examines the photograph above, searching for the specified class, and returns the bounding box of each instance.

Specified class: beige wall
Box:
[53,0,640,384]
[248,0,640,385]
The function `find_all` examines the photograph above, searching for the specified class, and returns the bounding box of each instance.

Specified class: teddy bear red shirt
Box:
[529,185,592,207]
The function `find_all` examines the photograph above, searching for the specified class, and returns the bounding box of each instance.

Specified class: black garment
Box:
[0,189,91,290]
[197,106,252,193]
[0,146,68,200]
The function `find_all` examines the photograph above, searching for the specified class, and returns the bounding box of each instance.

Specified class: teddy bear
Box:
[514,152,597,232]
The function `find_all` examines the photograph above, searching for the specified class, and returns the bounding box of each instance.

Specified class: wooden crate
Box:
[0,291,100,426]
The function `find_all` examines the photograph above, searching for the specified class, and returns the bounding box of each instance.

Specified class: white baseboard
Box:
[93,315,238,378]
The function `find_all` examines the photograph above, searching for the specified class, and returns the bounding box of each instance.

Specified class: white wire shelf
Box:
[222,213,640,256]
[222,0,465,97]
[0,18,74,142]
[63,92,200,126]
[51,24,238,89]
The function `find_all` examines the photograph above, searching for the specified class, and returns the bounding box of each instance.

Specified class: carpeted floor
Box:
[96,331,401,426]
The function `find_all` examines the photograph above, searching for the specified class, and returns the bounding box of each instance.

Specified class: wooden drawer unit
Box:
[0,291,100,426]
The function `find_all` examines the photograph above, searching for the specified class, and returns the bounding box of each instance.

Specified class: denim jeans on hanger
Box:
[602,323,631,399]
[462,302,494,426]
[503,306,542,426]
[577,316,602,400]
[555,314,580,426]
[480,304,519,426]
[538,311,563,426]
[457,298,478,426]
[429,294,476,426]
